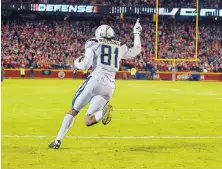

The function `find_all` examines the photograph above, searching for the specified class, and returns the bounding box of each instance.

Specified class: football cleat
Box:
[102,104,113,125]
[48,140,61,149]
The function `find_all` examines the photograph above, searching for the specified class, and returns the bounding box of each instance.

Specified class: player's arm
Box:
[122,18,142,59]
[74,39,97,70]
[74,49,93,71]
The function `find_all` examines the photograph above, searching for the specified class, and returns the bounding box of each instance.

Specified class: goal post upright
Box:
[155,0,159,61]
[154,0,199,81]
[195,0,199,61]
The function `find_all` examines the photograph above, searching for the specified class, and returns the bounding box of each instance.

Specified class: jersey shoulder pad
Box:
[85,38,98,49]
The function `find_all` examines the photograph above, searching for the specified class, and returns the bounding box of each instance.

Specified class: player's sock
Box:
[94,110,103,122]
[56,114,75,141]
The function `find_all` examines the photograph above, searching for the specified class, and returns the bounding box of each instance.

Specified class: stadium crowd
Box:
[1,17,222,72]
[2,0,222,8]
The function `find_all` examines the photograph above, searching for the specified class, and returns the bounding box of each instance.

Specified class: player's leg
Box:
[84,79,115,126]
[51,81,89,143]
[84,95,108,126]
[48,76,93,149]
[85,99,113,126]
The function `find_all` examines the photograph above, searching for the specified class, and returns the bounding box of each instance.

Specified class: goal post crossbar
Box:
[155,59,198,62]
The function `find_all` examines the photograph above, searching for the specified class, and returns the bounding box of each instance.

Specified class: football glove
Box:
[133,18,142,34]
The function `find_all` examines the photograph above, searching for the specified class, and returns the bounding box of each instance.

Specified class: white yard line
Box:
[2,117,222,121]
[2,135,222,139]
[175,91,218,96]
[112,118,222,121]
[27,108,221,111]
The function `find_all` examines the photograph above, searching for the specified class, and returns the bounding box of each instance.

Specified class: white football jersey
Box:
[78,37,140,80]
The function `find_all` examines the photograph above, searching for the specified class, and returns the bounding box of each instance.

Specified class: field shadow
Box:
[128,142,205,153]
[54,142,206,153]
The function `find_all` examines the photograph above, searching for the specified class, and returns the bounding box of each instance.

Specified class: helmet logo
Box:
[106,26,110,31]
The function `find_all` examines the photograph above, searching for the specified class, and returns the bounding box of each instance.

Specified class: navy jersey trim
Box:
[72,76,92,109]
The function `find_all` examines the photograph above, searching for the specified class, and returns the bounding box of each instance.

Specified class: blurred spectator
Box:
[1,64,4,82]
[29,65,34,78]
[20,66,25,78]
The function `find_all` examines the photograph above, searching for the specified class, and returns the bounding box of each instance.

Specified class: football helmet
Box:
[95,25,115,39]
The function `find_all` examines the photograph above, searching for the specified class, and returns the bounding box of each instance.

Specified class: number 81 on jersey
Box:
[101,44,119,68]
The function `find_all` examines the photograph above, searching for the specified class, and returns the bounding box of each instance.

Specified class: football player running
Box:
[49,18,142,149]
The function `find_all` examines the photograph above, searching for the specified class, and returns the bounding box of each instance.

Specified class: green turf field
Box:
[2,79,222,169]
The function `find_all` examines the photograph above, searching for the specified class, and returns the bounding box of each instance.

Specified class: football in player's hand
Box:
[79,56,84,62]
[76,55,84,62]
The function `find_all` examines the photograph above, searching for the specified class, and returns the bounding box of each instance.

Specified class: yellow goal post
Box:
[155,0,199,80]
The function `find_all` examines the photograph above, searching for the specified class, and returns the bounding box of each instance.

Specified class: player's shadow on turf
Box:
[129,146,171,153]
[57,148,74,150]
[128,143,202,153]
